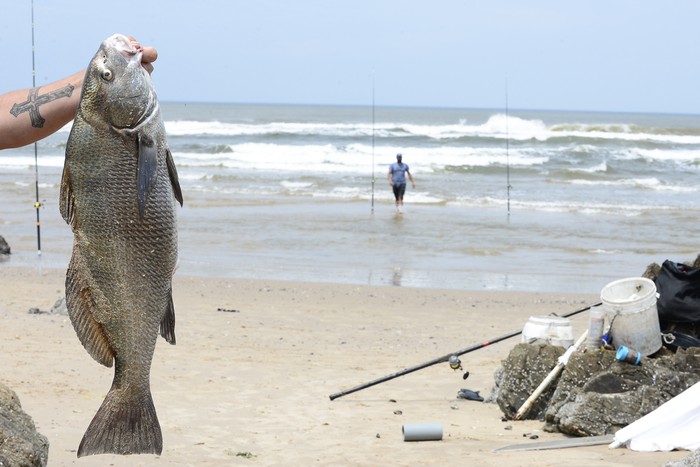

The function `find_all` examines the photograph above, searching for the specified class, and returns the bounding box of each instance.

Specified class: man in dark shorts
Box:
[387,153,415,212]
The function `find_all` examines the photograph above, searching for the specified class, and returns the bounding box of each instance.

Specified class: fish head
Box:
[80,34,157,130]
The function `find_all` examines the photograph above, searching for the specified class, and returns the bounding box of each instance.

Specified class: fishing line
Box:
[370,70,376,213]
[31,0,43,256]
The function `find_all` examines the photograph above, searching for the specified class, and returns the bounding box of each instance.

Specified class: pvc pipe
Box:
[402,423,443,442]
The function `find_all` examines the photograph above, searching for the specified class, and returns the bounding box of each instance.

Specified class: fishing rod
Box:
[370,71,376,213]
[31,0,43,256]
[328,301,602,401]
[505,78,511,218]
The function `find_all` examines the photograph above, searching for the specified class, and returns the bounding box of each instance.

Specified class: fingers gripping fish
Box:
[60,34,183,457]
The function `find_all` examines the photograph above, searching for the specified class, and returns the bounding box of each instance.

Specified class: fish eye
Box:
[101,68,114,81]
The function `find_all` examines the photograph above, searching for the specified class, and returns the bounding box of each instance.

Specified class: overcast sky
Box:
[3,0,700,114]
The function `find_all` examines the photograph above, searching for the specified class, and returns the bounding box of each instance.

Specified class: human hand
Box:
[127,36,158,74]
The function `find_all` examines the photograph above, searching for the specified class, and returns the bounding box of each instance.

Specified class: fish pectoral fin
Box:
[66,256,115,367]
[59,165,76,225]
[166,148,184,207]
[137,134,159,220]
[159,290,176,345]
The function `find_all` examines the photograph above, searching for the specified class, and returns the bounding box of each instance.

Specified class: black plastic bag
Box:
[655,260,700,326]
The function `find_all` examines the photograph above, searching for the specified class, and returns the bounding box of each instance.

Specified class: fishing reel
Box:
[448,355,470,380]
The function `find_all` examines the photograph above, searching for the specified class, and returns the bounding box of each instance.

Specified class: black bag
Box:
[655,260,700,327]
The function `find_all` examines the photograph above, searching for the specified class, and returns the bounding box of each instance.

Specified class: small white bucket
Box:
[521,316,574,348]
[601,277,662,356]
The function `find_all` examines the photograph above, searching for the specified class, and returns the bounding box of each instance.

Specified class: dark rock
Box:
[545,347,700,436]
[495,343,565,420]
[0,382,49,466]
[0,235,10,255]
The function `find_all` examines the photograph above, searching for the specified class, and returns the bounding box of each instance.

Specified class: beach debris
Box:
[402,423,443,442]
[494,434,614,453]
[0,382,49,466]
[456,389,484,402]
[60,34,182,457]
[0,235,10,255]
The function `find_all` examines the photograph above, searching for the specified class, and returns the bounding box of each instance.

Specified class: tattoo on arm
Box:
[9,84,75,128]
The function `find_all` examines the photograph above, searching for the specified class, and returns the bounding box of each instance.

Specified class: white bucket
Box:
[521,316,574,348]
[600,277,662,356]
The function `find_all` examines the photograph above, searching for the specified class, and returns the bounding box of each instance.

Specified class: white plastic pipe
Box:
[403,423,443,441]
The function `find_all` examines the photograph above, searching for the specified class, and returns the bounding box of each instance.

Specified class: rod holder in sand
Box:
[403,423,443,442]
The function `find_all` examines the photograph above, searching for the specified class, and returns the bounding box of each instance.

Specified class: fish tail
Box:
[77,387,162,457]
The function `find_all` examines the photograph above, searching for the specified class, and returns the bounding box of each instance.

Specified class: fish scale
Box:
[60,34,183,458]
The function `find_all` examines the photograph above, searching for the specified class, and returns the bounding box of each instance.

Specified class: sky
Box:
[2,0,700,114]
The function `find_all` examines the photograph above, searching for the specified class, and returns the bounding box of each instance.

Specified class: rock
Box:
[495,343,565,420]
[666,449,700,467]
[49,297,68,316]
[546,347,700,436]
[26,298,68,316]
[494,343,700,437]
[0,382,49,466]
[0,235,10,255]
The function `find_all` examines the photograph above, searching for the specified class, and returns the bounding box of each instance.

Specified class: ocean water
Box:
[2,103,700,294]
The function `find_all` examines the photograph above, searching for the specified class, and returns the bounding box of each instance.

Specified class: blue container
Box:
[616,345,642,365]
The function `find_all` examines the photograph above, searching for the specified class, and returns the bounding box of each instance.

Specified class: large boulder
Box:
[546,347,700,436]
[0,383,49,467]
[494,343,700,437]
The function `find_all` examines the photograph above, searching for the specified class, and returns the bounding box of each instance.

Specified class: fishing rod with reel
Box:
[329,301,602,401]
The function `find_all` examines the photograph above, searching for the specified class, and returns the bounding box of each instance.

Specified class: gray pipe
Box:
[402,423,443,442]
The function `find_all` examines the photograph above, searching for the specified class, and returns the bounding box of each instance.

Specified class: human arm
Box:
[0,39,157,150]
[0,71,84,150]
[407,170,415,188]
[387,167,394,186]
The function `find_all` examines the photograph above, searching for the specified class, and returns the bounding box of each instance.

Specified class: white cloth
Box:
[610,381,700,452]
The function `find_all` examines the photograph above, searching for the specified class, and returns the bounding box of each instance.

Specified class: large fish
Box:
[60,34,183,457]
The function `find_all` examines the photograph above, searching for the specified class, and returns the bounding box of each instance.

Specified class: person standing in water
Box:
[387,153,415,212]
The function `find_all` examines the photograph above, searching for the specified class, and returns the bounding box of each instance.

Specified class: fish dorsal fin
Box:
[65,254,115,367]
[166,148,183,207]
[137,133,159,220]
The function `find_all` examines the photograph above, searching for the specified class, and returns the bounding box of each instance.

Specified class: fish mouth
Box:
[105,33,143,64]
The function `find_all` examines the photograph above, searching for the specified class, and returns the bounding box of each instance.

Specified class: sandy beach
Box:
[0,265,690,466]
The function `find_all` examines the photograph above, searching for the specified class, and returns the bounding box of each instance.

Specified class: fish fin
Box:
[159,290,176,345]
[165,148,184,206]
[65,253,115,367]
[59,165,75,225]
[77,384,162,457]
[137,134,159,220]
